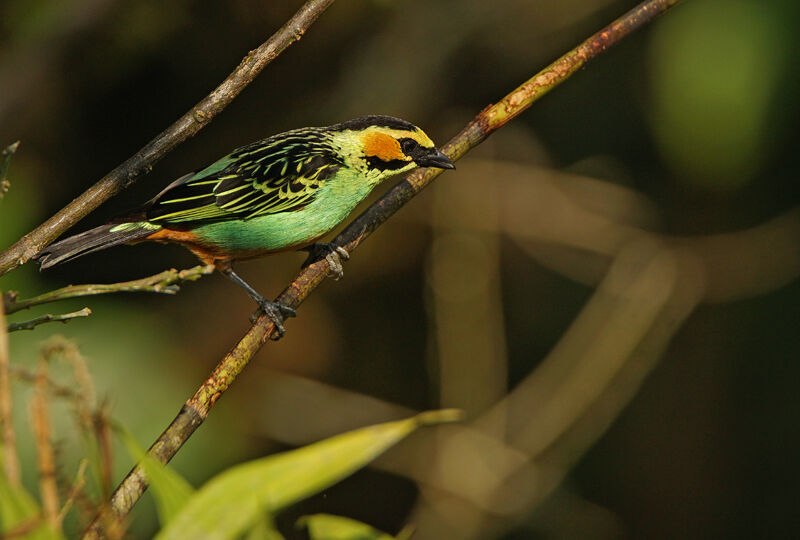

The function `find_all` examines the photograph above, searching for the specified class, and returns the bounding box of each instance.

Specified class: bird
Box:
[35,115,455,336]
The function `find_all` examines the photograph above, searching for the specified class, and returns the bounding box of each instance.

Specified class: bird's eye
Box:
[400,138,420,155]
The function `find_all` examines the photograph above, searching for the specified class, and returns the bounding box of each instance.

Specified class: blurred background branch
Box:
[246,166,795,538]
[455,162,800,302]
[0,291,20,486]
[32,352,62,531]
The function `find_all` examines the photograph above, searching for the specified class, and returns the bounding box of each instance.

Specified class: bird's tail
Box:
[35,222,161,269]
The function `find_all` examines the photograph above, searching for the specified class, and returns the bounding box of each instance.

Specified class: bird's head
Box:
[328,115,454,182]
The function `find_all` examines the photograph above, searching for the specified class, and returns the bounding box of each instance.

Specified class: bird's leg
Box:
[300,243,350,280]
[216,262,296,338]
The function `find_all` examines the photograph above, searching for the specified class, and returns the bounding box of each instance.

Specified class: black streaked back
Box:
[144,129,343,223]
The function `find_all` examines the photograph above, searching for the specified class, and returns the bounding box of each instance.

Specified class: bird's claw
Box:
[250,299,297,339]
[325,246,349,280]
[301,243,350,280]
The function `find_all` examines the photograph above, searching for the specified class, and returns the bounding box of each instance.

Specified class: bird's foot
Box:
[301,243,350,280]
[250,299,297,339]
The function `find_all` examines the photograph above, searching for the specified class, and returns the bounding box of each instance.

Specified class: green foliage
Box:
[299,514,397,540]
[156,410,460,540]
[650,0,790,189]
[244,515,286,540]
[0,464,65,540]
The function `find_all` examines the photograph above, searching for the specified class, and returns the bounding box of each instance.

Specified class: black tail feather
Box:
[35,223,157,269]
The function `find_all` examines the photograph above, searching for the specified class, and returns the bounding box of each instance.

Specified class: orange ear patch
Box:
[362,131,406,162]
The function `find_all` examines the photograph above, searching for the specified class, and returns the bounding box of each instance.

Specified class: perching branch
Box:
[0,0,337,276]
[3,264,214,315]
[84,0,685,535]
[7,308,92,333]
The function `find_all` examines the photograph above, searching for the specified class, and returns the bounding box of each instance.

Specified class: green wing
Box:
[146,131,342,225]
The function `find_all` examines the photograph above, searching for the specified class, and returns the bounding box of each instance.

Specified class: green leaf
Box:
[299,514,396,540]
[117,425,195,526]
[156,409,462,540]
[244,514,286,540]
[0,465,63,539]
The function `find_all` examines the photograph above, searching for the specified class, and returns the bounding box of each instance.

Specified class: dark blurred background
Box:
[2,0,799,538]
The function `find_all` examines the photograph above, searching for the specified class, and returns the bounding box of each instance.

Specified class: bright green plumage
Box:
[36,115,455,335]
[185,168,377,255]
[99,116,452,259]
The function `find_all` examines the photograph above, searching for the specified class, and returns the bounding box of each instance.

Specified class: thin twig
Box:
[83,0,684,536]
[32,355,61,532]
[7,307,92,332]
[9,364,81,400]
[0,0,338,276]
[35,336,98,426]
[89,404,115,502]
[0,294,21,485]
[0,141,19,201]
[64,340,98,431]
[3,264,214,315]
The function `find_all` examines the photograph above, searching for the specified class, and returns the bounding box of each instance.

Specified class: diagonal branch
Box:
[83,0,685,536]
[0,0,337,276]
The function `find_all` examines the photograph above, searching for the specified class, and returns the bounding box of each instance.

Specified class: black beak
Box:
[416,148,455,170]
